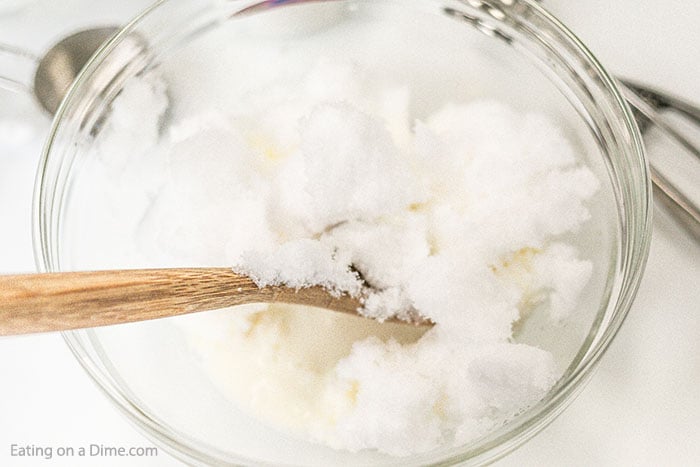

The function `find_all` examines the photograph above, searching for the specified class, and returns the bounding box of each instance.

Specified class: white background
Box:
[0,0,698,465]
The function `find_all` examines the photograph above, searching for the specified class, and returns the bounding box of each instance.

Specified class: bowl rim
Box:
[33,0,653,465]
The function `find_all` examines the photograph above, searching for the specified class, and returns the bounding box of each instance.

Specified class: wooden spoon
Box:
[0,268,430,336]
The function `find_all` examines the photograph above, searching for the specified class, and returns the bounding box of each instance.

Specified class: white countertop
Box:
[0,1,698,465]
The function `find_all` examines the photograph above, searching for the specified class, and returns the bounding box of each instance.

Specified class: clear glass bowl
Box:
[34,0,651,465]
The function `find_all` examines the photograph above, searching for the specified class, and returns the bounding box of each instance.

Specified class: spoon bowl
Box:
[33,27,118,115]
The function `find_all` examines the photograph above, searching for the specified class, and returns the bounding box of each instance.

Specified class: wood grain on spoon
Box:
[0,268,429,336]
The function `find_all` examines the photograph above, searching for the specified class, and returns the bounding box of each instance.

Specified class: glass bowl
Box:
[34,0,651,465]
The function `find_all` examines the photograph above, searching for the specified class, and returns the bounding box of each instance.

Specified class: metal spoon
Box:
[33,27,119,115]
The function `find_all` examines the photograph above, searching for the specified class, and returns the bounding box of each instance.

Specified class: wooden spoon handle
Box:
[0,268,362,336]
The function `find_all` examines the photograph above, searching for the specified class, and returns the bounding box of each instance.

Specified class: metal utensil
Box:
[620,80,700,241]
[0,27,118,114]
[33,27,119,115]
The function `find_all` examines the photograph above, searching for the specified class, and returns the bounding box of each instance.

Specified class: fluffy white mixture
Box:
[91,56,599,456]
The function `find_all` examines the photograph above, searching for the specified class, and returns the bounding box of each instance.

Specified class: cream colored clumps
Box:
[91,55,598,456]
